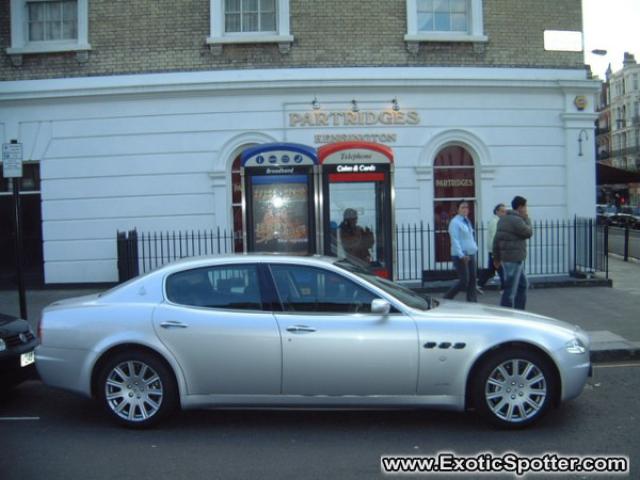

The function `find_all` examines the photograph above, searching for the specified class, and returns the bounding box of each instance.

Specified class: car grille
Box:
[3,331,35,347]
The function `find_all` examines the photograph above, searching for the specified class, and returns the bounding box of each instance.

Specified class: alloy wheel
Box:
[484,358,547,423]
[104,360,164,422]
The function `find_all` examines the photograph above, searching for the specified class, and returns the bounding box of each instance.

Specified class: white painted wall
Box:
[0,67,599,283]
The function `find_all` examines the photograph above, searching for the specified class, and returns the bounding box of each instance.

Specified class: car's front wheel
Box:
[473,348,556,429]
[97,351,178,428]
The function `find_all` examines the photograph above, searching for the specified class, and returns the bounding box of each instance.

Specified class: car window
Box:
[166,265,262,310]
[269,264,376,314]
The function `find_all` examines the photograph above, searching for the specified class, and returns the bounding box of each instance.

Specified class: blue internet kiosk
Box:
[241,143,319,254]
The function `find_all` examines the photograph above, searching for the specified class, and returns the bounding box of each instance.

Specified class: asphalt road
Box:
[1,363,638,480]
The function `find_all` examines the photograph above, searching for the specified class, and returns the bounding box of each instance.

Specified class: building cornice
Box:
[0,67,600,102]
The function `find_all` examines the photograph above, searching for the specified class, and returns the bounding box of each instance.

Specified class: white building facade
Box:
[1,0,604,284]
[1,67,598,283]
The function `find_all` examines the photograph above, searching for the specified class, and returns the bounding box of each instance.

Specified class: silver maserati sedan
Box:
[36,255,591,429]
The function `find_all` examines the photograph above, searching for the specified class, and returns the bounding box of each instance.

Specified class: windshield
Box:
[334,259,434,311]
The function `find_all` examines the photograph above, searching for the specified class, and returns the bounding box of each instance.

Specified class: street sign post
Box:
[2,141,27,320]
[2,142,23,178]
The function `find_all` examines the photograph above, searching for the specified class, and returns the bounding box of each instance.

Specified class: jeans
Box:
[500,261,528,310]
[444,255,477,302]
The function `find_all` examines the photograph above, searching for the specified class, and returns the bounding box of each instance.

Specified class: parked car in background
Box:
[607,213,640,229]
[618,206,640,226]
[1,313,37,390]
[596,204,617,225]
[618,206,639,215]
[37,255,591,429]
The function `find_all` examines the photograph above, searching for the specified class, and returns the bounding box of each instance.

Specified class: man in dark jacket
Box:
[492,196,533,310]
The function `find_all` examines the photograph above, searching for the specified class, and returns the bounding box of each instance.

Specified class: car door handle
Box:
[286,325,316,333]
[160,321,189,329]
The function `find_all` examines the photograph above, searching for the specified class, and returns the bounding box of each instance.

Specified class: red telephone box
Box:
[318,142,395,279]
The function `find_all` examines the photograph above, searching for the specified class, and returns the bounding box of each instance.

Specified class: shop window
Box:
[7,0,90,57]
[405,0,487,45]
[433,146,476,262]
[207,0,293,53]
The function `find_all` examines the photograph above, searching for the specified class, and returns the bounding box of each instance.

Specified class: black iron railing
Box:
[117,217,608,283]
[606,225,640,262]
[117,228,236,281]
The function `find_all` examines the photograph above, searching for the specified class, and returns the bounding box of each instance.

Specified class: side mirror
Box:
[371,299,391,315]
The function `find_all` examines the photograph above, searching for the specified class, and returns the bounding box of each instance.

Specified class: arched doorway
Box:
[433,145,476,262]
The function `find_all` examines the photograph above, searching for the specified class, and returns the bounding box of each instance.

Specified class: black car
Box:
[0,312,38,390]
[608,213,640,229]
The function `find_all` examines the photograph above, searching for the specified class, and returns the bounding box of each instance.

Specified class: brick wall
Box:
[0,0,585,81]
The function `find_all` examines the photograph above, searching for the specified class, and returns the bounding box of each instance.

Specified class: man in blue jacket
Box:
[443,200,478,302]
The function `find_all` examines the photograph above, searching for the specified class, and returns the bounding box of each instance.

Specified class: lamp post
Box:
[578,129,589,157]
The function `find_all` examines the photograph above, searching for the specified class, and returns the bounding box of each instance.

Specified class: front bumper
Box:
[0,341,39,384]
[555,348,591,402]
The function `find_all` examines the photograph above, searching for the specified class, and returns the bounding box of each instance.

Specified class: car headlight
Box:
[565,338,587,354]
[0,338,6,352]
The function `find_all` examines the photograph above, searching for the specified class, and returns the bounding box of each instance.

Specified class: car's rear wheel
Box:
[474,348,556,429]
[98,351,177,428]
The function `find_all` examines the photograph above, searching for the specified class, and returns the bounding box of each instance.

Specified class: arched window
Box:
[433,145,476,262]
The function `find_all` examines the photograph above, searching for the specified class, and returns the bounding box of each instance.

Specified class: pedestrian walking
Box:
[443,200,478,302]
[492,196,533,310]
[478,203,507,290]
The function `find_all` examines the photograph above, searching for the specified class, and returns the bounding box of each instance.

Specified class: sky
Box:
[582,0,640,79]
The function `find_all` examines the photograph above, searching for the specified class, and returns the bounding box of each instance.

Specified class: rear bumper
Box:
[36,345,94,397]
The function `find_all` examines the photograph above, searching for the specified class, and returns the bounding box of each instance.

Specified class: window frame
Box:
[7,0,91,56]
[223,0,277,35]
[405,0,487,44]
[207,0,293,51]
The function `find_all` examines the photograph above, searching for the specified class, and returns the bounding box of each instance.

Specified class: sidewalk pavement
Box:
[0,255,638,363]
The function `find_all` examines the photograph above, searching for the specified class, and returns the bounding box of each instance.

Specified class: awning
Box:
[597,163,640,185]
